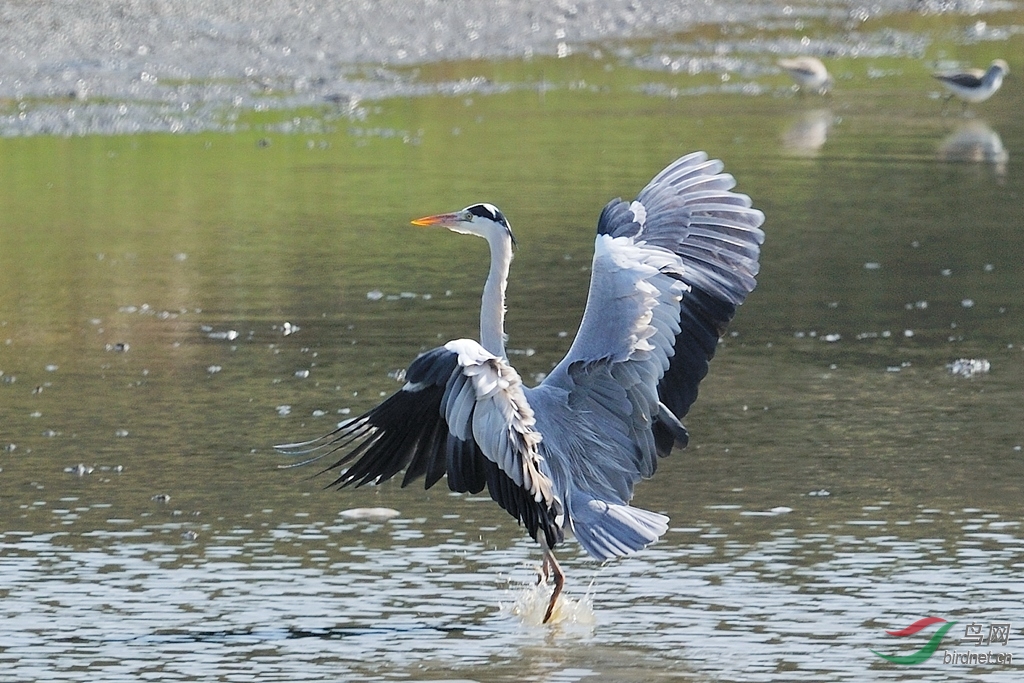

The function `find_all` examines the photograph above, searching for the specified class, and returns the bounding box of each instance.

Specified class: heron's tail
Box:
[567,494,669,561]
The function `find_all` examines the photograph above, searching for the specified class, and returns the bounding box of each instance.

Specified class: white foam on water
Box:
[500,580,597,628]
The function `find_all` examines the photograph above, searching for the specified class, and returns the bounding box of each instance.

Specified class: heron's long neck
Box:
[480,234,512,358]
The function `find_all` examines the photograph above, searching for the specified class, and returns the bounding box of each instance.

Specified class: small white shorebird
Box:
[778,57,831,95]
[933,59,1009,108]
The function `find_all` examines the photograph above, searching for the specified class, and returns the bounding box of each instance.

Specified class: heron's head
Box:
[411,203,516,247]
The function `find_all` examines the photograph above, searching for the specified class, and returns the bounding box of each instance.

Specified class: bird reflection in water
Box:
[781,109,833,157]
[937,120,1008,176]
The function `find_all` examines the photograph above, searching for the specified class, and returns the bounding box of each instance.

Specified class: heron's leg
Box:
[541,544,564,624]
[535,535,550,585]
[535,561,546,585]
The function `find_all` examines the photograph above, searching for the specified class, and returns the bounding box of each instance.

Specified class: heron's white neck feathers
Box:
[480,231,512,358]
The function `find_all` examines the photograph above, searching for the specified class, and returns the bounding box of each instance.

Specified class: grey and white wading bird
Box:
[778,57,832,95]
[933,59,1009,108]
[277,152,765,622]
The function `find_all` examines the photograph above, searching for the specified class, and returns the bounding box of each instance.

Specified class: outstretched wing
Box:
[277,339,564,548]
[538,151,764,497]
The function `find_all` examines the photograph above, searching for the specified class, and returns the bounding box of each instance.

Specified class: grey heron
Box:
[278,152,765,622]
[933,59,1009,107]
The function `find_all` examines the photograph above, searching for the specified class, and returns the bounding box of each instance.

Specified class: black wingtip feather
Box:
[597,198,641,238]
[653,417,688,458]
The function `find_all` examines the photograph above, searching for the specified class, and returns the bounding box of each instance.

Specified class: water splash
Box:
[500,581,596,628]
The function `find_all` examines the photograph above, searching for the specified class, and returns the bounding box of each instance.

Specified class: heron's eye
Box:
[467,204,500,222]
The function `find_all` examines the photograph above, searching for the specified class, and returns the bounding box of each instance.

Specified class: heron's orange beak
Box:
[411,212,459,227]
